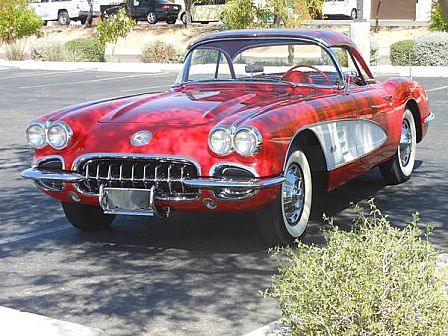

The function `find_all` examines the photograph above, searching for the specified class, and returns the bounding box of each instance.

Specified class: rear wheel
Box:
[180,13,187,24]
[166,18,176,24]
[58,10,70,26]
[62,202,115,231]
[350,8,357,19]
[256,149,312,246]
[147,11,157,24]
[379,109,417,185]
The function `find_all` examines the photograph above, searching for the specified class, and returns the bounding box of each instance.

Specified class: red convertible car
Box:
[22,29,434,245]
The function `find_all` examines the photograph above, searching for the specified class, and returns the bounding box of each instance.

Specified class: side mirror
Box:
[245,64,264,74]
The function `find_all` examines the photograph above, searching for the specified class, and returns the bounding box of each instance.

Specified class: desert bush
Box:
[5,42,26,60]
[65,38,105,62]
[221,0,256,30]
[413,32,448,66]
[141,40,183,63]
[30,39,64,61]
[390,39,416,66]
[429,0,448,32]
[265,200,448,335]
[370,39,380,65]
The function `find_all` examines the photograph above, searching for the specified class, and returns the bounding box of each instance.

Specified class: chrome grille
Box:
[76,156,200,200]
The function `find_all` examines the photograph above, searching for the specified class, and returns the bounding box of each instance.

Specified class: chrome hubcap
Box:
[399,119,412,167]
[282,163,305,225]
[148,13,155,22]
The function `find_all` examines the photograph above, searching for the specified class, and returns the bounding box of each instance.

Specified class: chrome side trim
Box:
[283,118,388,172]
[71,153,202,175]
[21,168,84,182]
[184,176,285,189]
[209,162,259,177]
[424,112,435,124]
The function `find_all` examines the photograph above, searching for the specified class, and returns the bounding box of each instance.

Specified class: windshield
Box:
[176,40,343,88]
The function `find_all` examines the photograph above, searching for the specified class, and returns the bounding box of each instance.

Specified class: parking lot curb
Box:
[0,306,104,336]
[1,61,448,77]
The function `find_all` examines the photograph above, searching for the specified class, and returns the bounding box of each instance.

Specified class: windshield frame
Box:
[176,37,346,89]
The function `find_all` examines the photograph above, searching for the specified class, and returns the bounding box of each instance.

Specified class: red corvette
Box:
[22,29,434,245]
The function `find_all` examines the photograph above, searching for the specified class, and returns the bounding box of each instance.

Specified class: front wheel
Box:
[166,18,176,24]
[62,202,115,231]
[256,149,312,246]
[350,8,357,19]
[379,109,417,185]
[147,12,157,24]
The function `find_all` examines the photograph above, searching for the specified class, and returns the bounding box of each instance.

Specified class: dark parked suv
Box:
[104,0,181,24]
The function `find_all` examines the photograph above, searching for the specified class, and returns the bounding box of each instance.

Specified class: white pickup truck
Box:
[29,0,101,25]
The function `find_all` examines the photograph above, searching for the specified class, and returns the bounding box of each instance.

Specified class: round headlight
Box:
[47,122,72,150]
[209,127,232,156]
[26,123,46,148]
[233,127,262,156]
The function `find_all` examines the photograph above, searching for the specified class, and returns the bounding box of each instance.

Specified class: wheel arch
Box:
[405,98,422,143]
[58,9,68,15]
[284,129,328,189]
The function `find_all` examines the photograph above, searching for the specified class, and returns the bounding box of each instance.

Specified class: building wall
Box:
[366,0,431,21]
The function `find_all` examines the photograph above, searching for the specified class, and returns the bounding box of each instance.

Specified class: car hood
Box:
[96,86,297,127]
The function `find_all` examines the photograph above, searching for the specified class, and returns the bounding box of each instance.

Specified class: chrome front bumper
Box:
[21,168,285,190]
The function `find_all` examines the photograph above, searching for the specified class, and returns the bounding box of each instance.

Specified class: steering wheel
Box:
[282,64,331,85]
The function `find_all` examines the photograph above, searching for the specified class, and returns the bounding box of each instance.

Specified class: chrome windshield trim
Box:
[71,153,202,175]
[21,168,84,182]
[424,111,435,124]
[184,176,285,189]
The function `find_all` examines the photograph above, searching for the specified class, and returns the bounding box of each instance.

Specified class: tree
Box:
[97,7,135,56]
[183,0,193,26]
[85,0,93,27]
[0,0,43,60]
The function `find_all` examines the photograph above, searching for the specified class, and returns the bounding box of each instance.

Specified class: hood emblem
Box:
[130,130,152,146]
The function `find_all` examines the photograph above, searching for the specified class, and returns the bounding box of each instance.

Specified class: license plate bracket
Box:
[99,185,156,216]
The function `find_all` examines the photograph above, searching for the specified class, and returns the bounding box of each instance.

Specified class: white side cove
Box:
[307,119,387,171]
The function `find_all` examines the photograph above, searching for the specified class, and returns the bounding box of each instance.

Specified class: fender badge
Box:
[130,130,152,146]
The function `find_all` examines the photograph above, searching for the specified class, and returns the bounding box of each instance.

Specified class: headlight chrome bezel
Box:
[26,120,73,150]
[26,121,47,149]
[208,125,262,157]
[47,121,73,150]
[208,126,233,156]
[233,126,263,157]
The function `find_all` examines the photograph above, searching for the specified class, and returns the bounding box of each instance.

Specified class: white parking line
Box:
[0,225,70,246]
[121,84,171,92]
[426,85,448,93]
[0,306,104,336]
[19,72,170,89]
[243,319,288,336]
[0,70,83,80]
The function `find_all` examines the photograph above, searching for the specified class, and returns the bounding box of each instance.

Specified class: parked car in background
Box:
[323,0,358,19]
[29,0,100,25]
[104,0,180,24]
[22,29,433,246]
[175,0,224,24]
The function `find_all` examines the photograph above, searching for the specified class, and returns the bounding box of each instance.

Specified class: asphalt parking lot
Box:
[0,67,447,335]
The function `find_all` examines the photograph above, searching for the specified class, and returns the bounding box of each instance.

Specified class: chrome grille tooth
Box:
[85,161,92,192]
[154,165,159,189]
[180,165,185,194]
[119,164,124,187]
[107,164,112,187]
[167,164,172,195]
[131,163,135,188]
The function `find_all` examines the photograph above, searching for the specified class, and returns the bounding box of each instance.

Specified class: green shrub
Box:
[265,200,448,335]
[413,32,448,66]
[429,0,448,32]
[64,38,105,62]
[390,39,416,66]
[141,40,183,63]
[370,39,380,66]
[221,0,256,30]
